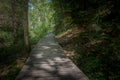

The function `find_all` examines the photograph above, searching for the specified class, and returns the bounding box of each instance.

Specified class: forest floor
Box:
[0,51,28,80]
[56,27,81,62]
[56,27,120,80]
[55,27,89,76]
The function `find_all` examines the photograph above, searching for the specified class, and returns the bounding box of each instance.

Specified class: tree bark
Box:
[23,0,29,52]
[11,0,17,44]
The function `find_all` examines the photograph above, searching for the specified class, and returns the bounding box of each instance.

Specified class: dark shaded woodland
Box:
[53,0,120,80]
[0,0,120,80]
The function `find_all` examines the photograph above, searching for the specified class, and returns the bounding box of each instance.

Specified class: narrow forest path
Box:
[16,33,89,80]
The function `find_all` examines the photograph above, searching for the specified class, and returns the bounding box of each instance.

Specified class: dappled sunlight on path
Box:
[16,33,89,80]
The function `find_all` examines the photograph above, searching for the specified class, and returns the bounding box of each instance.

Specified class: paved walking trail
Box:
[16,33,89,80]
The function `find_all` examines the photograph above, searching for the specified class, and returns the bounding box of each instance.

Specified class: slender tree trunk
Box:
[37,0,41,25]
[11,0,17,44]
[23,0,29,52]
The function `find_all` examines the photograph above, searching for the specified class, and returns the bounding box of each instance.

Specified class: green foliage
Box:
[29,0,55,44]
[0,60,24,80]
[0,0,120,80]
[0,0,28,80]
[53,0,120,80]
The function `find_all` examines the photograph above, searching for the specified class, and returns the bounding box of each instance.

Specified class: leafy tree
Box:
[52,0,120,80]
[29,0,55,44]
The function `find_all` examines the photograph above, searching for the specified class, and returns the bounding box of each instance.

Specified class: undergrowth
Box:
[56,25,120,80]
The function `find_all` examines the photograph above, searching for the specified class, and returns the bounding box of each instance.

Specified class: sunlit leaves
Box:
[29,0,55,44]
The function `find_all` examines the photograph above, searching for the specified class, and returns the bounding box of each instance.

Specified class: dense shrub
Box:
[53,0,120,79]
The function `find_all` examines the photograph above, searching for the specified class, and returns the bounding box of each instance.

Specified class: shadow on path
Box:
[16,33,89,80]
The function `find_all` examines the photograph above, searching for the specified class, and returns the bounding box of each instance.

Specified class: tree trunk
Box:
[23,0,29,52]
[11,0,17,44]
